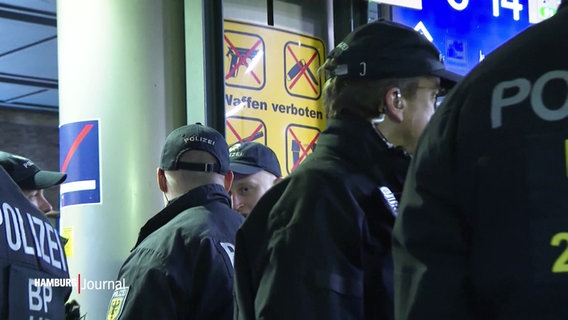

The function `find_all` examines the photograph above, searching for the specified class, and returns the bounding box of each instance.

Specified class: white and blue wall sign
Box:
[59,120,101,207]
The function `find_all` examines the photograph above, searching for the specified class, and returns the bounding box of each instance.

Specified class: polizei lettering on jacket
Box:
[1,201,67,272]
[491,70,568,128]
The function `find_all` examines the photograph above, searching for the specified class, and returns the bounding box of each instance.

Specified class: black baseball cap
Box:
[0,151,67,190]
[326,19,462,89]
[229,142,282,178]
[160,123,230,174]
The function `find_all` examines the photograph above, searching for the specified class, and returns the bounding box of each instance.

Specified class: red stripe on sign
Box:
[226,119,243,142]
[61,124,94,173]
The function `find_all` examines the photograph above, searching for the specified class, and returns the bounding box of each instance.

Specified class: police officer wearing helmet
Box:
[107,123,243,320]
[393,2,568,319]
[233,20,461,320]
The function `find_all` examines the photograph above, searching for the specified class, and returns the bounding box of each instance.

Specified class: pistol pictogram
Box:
[226,47,259,78]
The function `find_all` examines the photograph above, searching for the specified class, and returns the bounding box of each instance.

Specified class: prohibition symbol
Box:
[226,116,268,146]
[224,30,266,90]
[284,41,322,100]
[285,124,320,174]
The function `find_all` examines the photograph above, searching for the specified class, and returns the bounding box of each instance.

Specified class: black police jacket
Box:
[0,167,71,320]
[108,184,243,320]
[234,115,410,320]
[393,3,568,319]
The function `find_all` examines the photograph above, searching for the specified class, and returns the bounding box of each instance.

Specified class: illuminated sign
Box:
[392,0,560,75]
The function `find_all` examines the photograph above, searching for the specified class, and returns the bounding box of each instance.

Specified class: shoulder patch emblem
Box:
[220,242,235,267]
[106,287,129,320]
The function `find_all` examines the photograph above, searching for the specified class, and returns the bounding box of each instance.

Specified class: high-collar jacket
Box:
[234,115,411,320]
[113,184,243,320]
[133,184,233,249]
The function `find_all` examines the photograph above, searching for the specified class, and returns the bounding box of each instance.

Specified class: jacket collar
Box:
[132,184,230,249]
[315,115,411,183]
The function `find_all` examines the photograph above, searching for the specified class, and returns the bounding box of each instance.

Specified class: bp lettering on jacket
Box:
[9,264,69,320]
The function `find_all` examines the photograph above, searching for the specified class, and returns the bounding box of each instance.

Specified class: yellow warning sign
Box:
[62,226,73,258]
[224,20,326,176]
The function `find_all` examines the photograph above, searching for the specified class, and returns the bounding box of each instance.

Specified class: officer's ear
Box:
[157,168,168,193]
[384,87,404,123]
[223,170,234,192]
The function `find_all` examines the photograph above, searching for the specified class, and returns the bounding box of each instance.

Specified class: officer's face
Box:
[22,189,53,213]
[400,76,441,154]
[230,170,278,217]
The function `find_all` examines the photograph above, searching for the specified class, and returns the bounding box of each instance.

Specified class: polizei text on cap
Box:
[184,136,216,145]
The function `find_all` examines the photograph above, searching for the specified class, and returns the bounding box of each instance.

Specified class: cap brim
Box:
[432,68,463,90]
[26,170,67,189]
[230,163,262,175]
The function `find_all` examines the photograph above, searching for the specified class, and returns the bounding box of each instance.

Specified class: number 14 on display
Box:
[447,0,523,21]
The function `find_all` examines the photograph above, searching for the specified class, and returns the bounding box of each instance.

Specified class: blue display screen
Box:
[392,0,559,76]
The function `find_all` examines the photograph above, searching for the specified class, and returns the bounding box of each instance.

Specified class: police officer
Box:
[233,20,461,320]
[393,2,568,319]
[0,152,72,320]
[107,123,243,319]
[0,151,67,214]
[229,142,282,217]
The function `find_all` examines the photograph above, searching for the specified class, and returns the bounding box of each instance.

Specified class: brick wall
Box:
[0,107,61,211]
